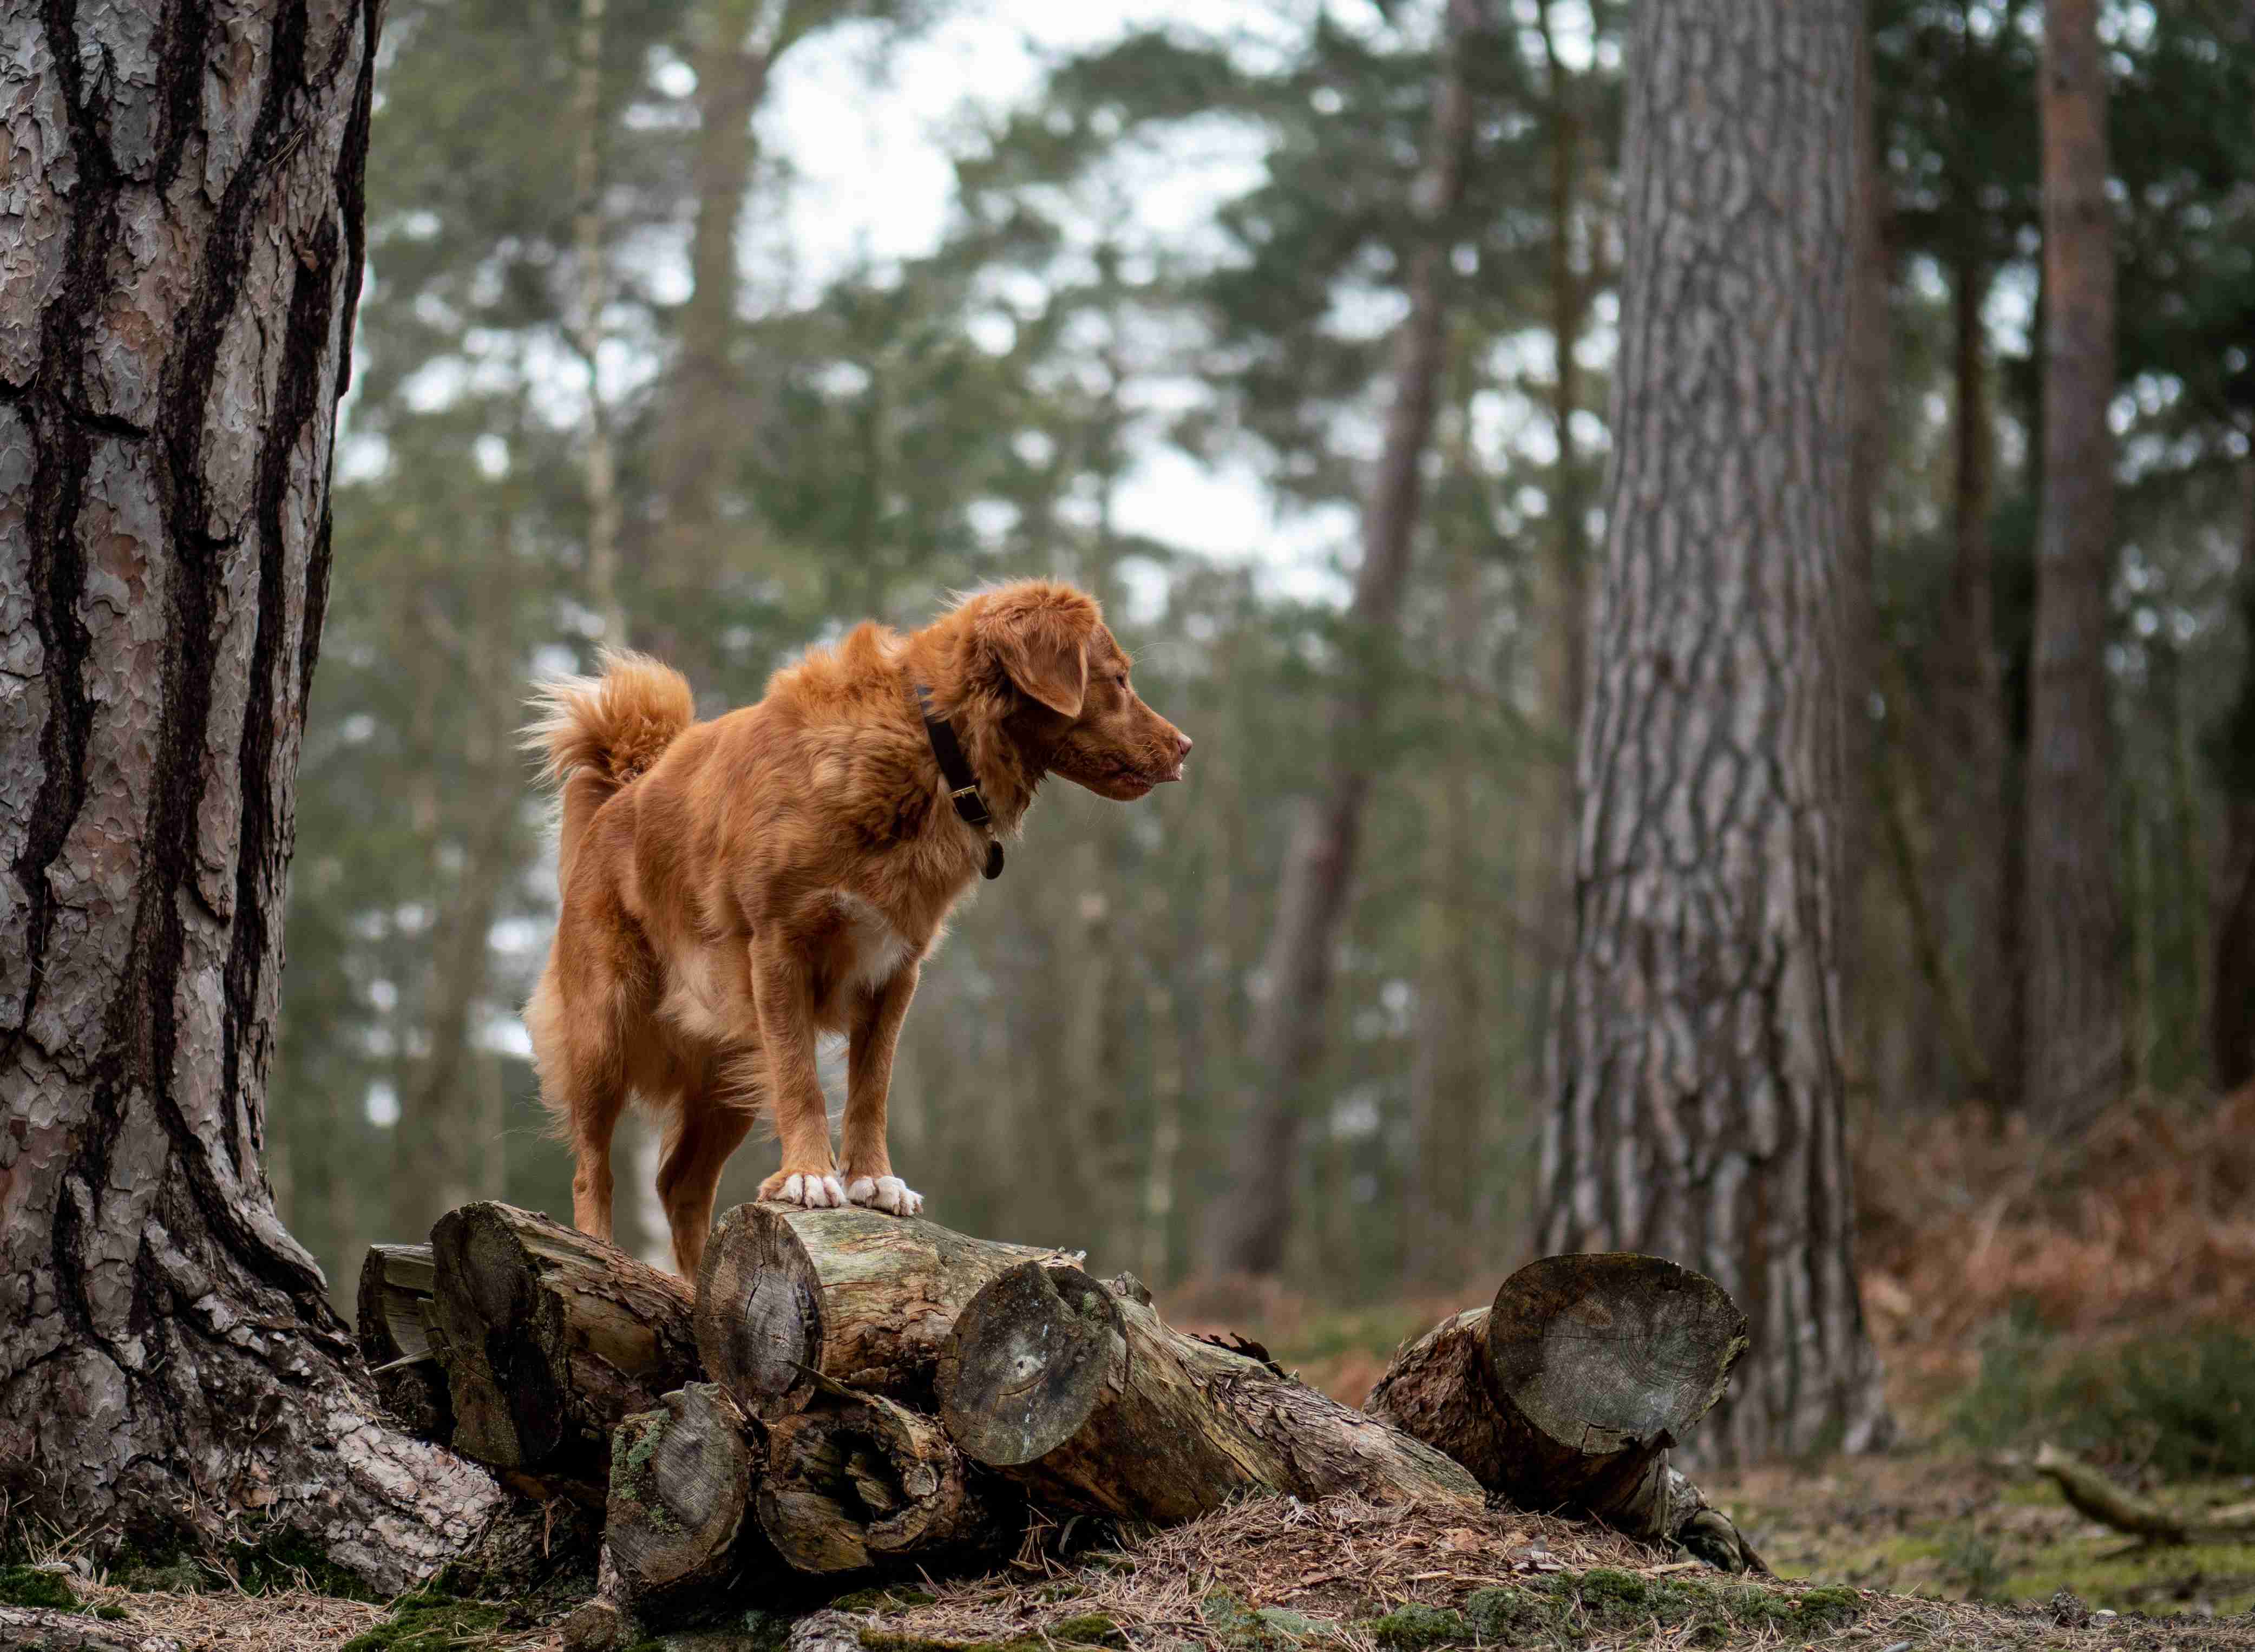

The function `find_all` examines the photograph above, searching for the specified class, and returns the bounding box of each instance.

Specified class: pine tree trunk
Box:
[2024,0,2126,1132]
[646,0,771,670]
[0,0,504,1587]
[1536,0,1891,1465]
[1946,250,2014,1109]
[1215,0,1488,1276]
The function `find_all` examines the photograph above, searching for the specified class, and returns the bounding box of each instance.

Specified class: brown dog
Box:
[523,580,1191,1276]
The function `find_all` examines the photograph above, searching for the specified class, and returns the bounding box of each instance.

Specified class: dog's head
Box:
[972,582,1191,802]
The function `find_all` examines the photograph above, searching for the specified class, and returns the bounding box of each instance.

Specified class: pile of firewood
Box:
[360,1201,1762,1638]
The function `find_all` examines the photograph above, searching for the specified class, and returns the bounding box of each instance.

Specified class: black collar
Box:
[915,684,1004,880]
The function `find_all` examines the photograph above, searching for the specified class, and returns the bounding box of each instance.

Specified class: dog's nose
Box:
[1176,732,1194,757]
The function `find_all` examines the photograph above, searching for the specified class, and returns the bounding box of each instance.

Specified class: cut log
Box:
[358,1242,453,1444]
[429,1202,702,1491]
[607,1384,781,1621]
[1364,1253,1762,1568]
[695,1202,1075,1421]
[757,1387,1023,1575]
[937,1263,1483,1522]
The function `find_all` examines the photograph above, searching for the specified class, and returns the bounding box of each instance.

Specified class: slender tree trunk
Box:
[647,0,772,670]
[2214,462,2255,1094]
[1946,251,2016,1110]
[0,0,503,1584]
[1214,0,1488,1277]
[571,0,626,649]
[2023,0,2126,1132]
[391,547,523,1242]
[1537,0,1891,1465]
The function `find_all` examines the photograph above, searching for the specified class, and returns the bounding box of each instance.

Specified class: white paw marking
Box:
[779,1172,845,1209]
[847,1175,923,1217]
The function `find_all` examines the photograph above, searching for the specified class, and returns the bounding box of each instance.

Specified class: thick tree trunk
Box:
[606,1383,779,1621]
[0,0,505,1588]
[1215,0,1489,1276]
[430,1202,701,1494]
[2024,0,2126,1132]
[1536,0,1891,1464]
[757,1389,1023,1575]
[693,1202,1073,1421]
[937,1264,1484,1520]
[1364,1255,1760,1569]
[1837,19,1889,1105]
[358,1242,454,1444]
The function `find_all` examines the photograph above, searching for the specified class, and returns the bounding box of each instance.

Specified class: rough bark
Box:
[693,1201,1073,1421]
[607,1383,781,1621]
[1364,1255,1761,1570]
[757,1388,1022,1575]
[938,1264,1483,1521]
[1536,0,1891,1464]
[430,1202,702,1492]
[1837,17,1889,1103]
[357,1242,453,1444]
[1216,0,1490,1276]
[2024,0,2126,1132]
[2210,464,2255,1093]
[0,0,506,1588]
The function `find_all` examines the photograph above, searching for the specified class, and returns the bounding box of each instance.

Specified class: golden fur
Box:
[523,580,1191,1276]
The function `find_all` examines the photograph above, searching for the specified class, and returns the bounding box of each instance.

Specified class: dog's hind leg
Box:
[655,1089,755,1280]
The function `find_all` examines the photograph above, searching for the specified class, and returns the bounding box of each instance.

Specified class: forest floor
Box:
[11,1093,2253,1650]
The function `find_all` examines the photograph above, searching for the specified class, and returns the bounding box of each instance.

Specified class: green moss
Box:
[611,1415,685,1538]
[1463,1585,1556,1640]
[1048,1611,1124,1646]
[339,1588,507,1651]
[1363,1603,1467,1649]
[835,1586,941,1614]
[0,1565,80,1611]
[95,1603,130,1621]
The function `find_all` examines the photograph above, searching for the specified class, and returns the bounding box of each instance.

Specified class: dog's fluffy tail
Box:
[525,650,696,789]
[525,651,695,884]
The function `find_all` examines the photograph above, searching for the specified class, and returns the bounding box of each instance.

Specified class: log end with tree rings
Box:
[936,1263,1120,1469]
[607,1384,762,1602]
[1486,1253,1749,1456]
[697,1202,831,1421]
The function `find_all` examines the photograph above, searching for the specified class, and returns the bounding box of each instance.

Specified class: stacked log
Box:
[757,1387,1021,1573]
[357,1242,451,1444]
[427,1202,702,1498]
[693,1202,1075,1419]
[1365,1252,1765,1570]
[605,1384,779,1620]
[938,1263,1483,1520]
[376,1199,1765,1638]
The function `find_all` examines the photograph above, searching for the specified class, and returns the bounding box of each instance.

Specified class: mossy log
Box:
[1364,1253,1762,1568]
[757,1387,1024,1575]
[429,1202,702,1492]
[2028,1441,2255,1545]
[936,1263,1483,1522]
[694,1202,1075,1421]
[357,1241,453,1444]
[606,1384,782,1621]
[0,1605,179,1652]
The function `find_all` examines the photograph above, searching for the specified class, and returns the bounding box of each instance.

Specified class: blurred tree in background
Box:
[268,0,2255,1355]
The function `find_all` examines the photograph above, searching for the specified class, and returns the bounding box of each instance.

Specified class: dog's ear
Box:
[981,592,1090,718]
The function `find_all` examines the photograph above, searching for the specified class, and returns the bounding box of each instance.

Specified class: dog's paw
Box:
[763,1170,846,1209]
[845,1175,924,1217]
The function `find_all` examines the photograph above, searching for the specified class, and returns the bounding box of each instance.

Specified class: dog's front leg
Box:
[749,933,844,1209]
[842,961,922,1217]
